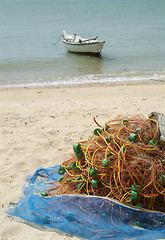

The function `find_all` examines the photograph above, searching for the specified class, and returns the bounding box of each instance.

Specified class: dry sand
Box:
[0,82,165,240]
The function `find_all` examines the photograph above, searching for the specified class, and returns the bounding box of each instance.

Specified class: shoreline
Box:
[0,78,165,91]
[1,68,165,89]
[1,82,165,240]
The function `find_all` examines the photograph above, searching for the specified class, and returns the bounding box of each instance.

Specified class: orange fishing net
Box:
[46,116,165,212]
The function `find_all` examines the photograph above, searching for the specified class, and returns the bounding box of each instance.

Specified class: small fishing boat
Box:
[61,30,105,55]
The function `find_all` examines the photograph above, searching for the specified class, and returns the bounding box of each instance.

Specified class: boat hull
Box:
[62,40,105,54]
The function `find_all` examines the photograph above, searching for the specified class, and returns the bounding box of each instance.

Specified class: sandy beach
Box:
[0,82,165,240]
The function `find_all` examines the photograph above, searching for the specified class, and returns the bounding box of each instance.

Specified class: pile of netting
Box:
[7,115,165,239]
[44,116,165,212]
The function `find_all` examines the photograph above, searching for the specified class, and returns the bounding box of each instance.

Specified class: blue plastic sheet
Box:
[6,165,165,240]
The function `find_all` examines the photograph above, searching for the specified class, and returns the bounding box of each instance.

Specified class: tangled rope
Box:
[44,116,165,212]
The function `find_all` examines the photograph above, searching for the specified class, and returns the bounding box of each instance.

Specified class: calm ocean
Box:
[1,0,165,87]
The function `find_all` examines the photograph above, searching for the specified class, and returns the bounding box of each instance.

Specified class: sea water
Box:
[1,0,165,87]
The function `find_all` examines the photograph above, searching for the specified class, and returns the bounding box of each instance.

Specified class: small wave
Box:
[0,70,165,88]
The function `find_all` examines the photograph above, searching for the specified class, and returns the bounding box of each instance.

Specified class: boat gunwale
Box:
[62,40,105,46]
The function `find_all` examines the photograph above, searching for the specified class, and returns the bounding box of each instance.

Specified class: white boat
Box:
[62,30,105,55]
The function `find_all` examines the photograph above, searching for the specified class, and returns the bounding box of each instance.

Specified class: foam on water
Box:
[1,70,165,88]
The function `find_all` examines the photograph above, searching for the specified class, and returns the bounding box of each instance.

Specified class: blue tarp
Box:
[6,165,165,240]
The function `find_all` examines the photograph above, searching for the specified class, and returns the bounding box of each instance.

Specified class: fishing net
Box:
[7,116,165,239]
